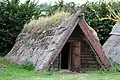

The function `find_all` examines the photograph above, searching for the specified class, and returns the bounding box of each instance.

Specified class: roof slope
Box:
[4,10,83,70]
[79,16,111,67]
[103,22,120,64]
[110,22,120,35]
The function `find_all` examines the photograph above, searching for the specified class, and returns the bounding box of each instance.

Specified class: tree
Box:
[0,0,40,56]
[85,1,116,44]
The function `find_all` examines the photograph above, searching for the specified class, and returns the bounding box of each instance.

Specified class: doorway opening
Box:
[61,42,70,69]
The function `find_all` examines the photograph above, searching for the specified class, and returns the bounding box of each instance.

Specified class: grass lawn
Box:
[0,57,120,80]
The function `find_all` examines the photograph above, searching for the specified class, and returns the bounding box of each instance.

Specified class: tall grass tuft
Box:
[24,11,70,29]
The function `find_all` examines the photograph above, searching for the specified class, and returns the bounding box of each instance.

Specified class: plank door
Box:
[71,41,81,72]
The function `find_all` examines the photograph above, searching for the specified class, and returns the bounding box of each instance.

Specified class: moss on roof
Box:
[24,12,70,30]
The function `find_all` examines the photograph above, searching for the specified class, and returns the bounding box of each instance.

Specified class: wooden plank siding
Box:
[80,40,100,71]
[71,42,81,72]
[51,38,100,72]
[79,16,111,68]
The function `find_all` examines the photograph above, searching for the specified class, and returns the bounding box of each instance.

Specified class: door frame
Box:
[68,38,82,71]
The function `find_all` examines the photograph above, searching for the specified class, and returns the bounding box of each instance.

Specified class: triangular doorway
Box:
[50,24,100,72]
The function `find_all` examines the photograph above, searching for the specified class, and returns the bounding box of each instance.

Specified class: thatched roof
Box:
[4,10,82,70]
[103,22,120,64]
[110,22,120,35]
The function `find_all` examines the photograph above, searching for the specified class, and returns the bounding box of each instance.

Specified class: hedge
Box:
[0,0,40,56]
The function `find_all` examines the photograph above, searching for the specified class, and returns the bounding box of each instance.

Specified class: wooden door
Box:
[71,42,81,72]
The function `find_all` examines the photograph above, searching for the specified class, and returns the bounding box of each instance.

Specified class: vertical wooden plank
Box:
[68,43,72,70]
[71,41,81,72]
[80,39,100,70]
[59,52,61,71]
[79,16,111,67]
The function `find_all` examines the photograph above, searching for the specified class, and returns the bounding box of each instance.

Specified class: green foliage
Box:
[38,0,77,16]
[38,0,118,45]
[52,1,77,14]
[20,60,35,71]
[109,63,120,72]
[0,0,40,56]
[0,0,78,56]
[1,57,120,80]
[85,1,116,44]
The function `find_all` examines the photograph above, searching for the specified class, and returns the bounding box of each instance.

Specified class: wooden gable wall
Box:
[50,24,100,72]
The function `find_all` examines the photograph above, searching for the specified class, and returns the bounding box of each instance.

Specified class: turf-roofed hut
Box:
[103,23,120,64]
[4,7,111,72]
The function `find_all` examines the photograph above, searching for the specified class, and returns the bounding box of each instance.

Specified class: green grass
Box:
[0,57,120,80]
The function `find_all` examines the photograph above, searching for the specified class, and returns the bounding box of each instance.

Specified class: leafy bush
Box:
[20,60,35,71]
[38,0,118,45]
[38,0,77,16]
[0,0,40,56]
[85,1,116,44]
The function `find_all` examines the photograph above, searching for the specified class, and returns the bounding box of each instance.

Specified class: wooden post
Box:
[68,42,72,71]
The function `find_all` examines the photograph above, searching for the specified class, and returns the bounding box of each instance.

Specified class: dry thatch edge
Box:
[24,12,71,30]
